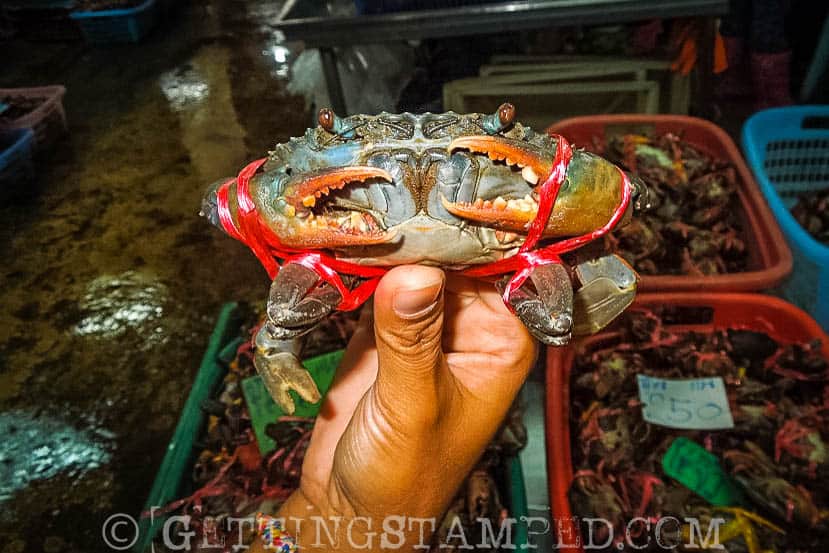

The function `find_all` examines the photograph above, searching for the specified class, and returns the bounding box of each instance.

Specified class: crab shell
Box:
[204,110,633,268]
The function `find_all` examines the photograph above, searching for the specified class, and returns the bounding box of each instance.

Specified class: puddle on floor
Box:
[0,411,112,508]
[72,271,167,342]
[161,44,249,182]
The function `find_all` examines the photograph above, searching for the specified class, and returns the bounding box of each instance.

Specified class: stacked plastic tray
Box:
[0,86,68,152]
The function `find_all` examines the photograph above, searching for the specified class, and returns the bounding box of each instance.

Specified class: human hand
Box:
[252,265,536,552]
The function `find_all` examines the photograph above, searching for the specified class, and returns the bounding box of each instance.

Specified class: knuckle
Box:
[379,326,441,369]
[381,310,442,351]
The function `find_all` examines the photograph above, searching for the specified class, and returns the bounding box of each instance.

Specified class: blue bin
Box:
[70,0,158,44]
[0,128,35,186]
[742,106,829,329]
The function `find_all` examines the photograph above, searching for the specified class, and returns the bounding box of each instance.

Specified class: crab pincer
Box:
[443,131,637,345]
[283,166,392,212]
[444,134,628,237]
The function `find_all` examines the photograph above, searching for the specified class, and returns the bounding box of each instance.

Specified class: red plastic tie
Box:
[216,158,387,310]
[215,134,631,312]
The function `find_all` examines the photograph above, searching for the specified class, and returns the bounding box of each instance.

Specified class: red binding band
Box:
[215,158,388,310]
[215,134,631,312]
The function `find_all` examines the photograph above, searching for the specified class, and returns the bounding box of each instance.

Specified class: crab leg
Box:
[496,263,574,346]
[266,263,342,335]
[446,136,626,237]
[254,263,343,414]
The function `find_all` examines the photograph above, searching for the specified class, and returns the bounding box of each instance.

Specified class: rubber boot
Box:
[716,36,752,98]
[751,50,794,110]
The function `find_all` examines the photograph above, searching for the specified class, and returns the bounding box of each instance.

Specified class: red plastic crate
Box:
[544,292,829,553]
[547,115,792,292]
[0,85,67,152]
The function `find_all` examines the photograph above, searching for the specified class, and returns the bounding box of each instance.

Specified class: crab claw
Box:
[284,166,393,210]
[446,136,627,237]
[274,165,398,249]
[277,220,397,249]
[439,193,539,229]
[449,135,552,184]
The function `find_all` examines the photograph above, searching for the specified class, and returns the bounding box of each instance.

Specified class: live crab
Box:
[202,104,648,413]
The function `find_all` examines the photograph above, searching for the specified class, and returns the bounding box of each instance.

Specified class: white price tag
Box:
[636,375,734,430]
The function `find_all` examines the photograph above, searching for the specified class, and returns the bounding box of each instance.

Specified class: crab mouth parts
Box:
[442,135,552,229]
[303,209,381,234]
[279,166,393,247]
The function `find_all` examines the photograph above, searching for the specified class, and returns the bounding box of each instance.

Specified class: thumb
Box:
[372,265,446,425]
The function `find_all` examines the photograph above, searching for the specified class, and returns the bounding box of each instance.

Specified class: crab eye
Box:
[482,102,517,134]
[318,108,335,131]
[498,102,515,127]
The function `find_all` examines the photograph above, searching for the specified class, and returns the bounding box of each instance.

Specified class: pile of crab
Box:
[567,308,829,552]
[791,188,829,246]
[154,307,527,553]
[588,131,749,276]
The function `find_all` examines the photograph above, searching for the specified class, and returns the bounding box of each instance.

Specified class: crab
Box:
[202,104,646,413]
[725,441,823,528]
[568,470,626,545]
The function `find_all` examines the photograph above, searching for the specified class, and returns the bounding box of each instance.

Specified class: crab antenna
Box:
[318,107,355,138]
[482,102,516,134]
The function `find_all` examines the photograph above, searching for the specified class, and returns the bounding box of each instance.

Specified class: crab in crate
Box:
[202,104,648,413]
[725,441,825,529]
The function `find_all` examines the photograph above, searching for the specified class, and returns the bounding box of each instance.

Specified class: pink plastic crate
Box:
[0,85,67,151]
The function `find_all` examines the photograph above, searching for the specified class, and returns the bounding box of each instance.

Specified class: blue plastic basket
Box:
[0,128,35,186]
[70,0,158,44]
[742,106,829,329]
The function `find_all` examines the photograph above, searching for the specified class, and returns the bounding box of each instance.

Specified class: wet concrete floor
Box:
[1,2,310,551]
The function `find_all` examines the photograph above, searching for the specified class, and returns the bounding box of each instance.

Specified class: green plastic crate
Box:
[136,302,243,553]
[137,302,529,551]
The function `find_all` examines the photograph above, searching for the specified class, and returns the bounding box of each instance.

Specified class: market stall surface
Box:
[0,2,309,551]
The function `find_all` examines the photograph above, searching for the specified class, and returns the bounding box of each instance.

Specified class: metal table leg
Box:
[800,13,829,102]
[320,46,348,115]
[696,16,717,118]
